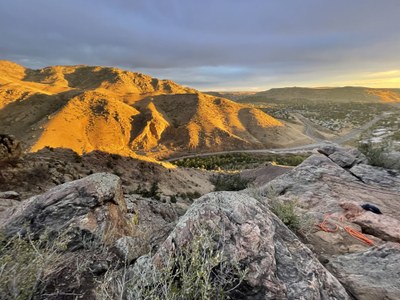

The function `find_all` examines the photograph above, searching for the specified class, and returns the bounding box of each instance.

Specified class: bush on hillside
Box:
[358,142,386,167]
[211,173,253,191]
[358,142,400,170]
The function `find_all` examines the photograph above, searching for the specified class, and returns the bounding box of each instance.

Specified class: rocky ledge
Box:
[260,143,400,299]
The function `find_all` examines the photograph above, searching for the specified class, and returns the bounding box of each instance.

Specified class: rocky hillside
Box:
[1,142,399,299]
[0,135,214,208]
[0,60,309,159]
[240,86,400,103]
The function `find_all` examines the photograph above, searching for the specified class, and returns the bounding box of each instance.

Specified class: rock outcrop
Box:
[0,190,21,220]
[262,144,400,232]
[0,173,133,246]
[327,243,400,300]
[259,143,400,299]
[128,192,350,299]
[1,143,399,299]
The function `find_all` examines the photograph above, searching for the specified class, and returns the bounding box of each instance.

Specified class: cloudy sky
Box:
[1,0,399,91]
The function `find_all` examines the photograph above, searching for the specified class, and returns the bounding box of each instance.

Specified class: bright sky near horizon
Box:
[0,0,399,91]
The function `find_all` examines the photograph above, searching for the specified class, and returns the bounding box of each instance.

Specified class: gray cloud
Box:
[1,0,399,90]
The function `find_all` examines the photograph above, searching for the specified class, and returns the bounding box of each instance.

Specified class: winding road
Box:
[164,112,390,162]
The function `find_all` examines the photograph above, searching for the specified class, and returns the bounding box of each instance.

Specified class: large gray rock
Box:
[262,153,400,226]
[327,243,400,300]
[128,192,350,299]
[0,173,133,245]
[349,164,400,190]
[259,146,400,299]
[318,143,368,167]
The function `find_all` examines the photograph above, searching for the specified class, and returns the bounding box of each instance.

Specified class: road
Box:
[332,112,390,144]
[164,112,390,162]
[165,143,324,162]
[292,113,325,142]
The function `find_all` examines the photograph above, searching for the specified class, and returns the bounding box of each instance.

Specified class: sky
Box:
[0,0,400,91]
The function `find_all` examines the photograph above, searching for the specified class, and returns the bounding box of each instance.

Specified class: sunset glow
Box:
[1,0,399,90]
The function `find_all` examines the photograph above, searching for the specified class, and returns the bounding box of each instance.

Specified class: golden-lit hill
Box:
[239,86,400,103]
[0,60,309,159]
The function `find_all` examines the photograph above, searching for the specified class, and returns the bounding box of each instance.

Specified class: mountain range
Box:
[239,86,400,103]
[0,60,309,159]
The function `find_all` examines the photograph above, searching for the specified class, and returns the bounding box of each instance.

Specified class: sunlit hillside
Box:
[0,60,309,159]
[239,86,400,103]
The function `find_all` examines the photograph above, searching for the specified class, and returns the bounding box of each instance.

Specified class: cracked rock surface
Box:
[128,192,350,300]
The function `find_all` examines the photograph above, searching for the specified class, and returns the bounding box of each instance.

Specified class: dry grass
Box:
[0,231,68,299]
[96,228,247,300]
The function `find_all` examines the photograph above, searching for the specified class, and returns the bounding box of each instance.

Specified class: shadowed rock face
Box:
[0,173,133,246]
[128,192,350,299]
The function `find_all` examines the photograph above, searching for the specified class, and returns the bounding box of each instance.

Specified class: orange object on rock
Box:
[317,214,374,246]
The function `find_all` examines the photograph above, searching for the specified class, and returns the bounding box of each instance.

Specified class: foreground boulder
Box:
[0,173,138,299]
[128,192,350,299]
[262,145,400,238]
[259,144,400,299]
[0,172,133,246]
[327,243,400,300]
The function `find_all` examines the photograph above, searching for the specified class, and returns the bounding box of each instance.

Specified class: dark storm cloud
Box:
[1,0,399,89]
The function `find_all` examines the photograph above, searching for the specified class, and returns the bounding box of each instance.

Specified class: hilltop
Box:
[0,60,309,159]
[238,86,400,103]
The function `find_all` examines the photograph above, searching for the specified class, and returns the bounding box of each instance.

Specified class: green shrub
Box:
[269,198,301,232]
[135,182,161,200]
[172,153,309,171]
[357,142,399,170]
[211,174,253,191]
[267,196,314,235]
